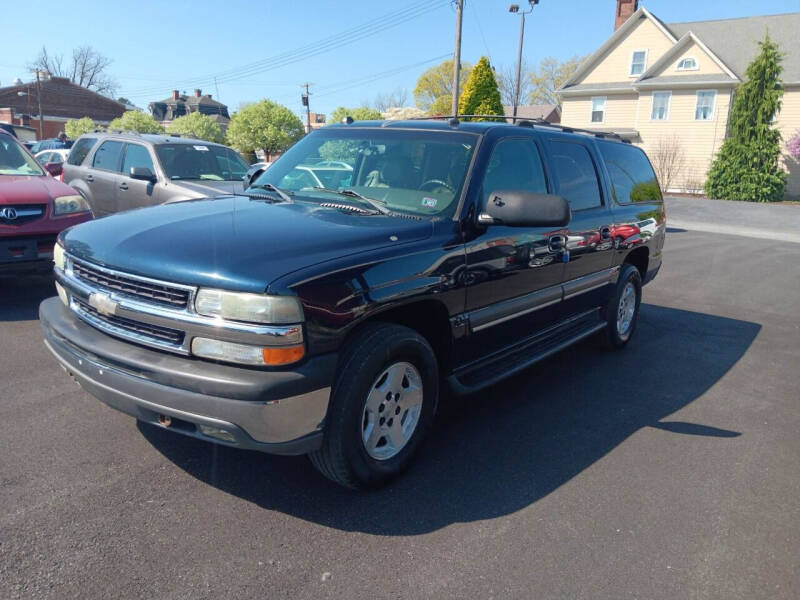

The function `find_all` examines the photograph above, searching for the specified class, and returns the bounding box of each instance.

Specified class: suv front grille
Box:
[73,297,185,346]
[72,260,191,308]
[0,205,45,226]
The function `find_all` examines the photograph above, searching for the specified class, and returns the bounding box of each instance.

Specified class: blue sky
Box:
[1,0,798,120]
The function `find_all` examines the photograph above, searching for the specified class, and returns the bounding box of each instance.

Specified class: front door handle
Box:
[119,182,128,190]
[600,226,611,239]
[548,234,566,253]
[85,175,94,183]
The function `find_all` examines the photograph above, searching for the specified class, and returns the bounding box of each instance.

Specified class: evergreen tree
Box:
[457,57,504,121]
[705,36,786,202]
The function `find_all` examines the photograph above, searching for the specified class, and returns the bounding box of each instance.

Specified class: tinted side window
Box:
[598,141,662,204]
[66,137,97,166]
[121,143,154,176]
[481,138,547,203]
[92,141,124,172]
[550,141,602,211]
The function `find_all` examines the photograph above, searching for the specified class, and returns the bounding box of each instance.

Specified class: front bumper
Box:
[40,297,336,455]
[0,235,56,272]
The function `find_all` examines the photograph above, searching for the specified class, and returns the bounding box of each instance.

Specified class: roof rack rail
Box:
[406,114,630,143]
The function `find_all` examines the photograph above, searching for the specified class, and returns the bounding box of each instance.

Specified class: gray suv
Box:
[63,133,250,217]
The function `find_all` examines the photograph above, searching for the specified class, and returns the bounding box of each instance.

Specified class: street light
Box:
[509,0,538,120]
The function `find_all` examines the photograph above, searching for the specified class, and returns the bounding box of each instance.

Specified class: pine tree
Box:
[458,57,504,121]
[705,36,786,202]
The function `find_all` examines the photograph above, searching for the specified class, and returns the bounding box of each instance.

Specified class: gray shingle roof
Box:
[667,13,800,82]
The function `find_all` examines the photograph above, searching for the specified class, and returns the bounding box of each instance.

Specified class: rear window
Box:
[92,140,124,172]
[550,141,602,211]
[598,141,662,204]
[67,137,98,166]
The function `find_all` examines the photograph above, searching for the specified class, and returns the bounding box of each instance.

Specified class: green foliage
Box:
[329,106,383,123]
[166,112,223,143]
[318,140,360,163]
[225,99,305,158]
[457,57,504,121]
[528,55,585,106]
[65,117,97,139]
[705,36,787,202]
[630,180,661,203]
[414,59,472,113]
[108,111,164,134]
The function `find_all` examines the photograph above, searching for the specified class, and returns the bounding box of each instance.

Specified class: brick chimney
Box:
[615,0,637,30]
[194,89,202,97]
[172,90,179,100]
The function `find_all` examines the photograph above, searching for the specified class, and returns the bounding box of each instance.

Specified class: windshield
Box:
[155,143,249,181]
[0,135,45,176]
[252,128,478,218]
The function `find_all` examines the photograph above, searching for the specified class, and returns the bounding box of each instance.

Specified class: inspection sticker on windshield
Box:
[421,197,438,208]
[193,145,209,151]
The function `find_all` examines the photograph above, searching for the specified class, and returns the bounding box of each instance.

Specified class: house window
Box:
[677,57,698,71]
[651,91,671,120]
[591,96,606,123]
[630,50,647,76]
[695,90,716,120]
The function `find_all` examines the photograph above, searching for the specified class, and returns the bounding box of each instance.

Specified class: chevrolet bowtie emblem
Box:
[88,292,118,317]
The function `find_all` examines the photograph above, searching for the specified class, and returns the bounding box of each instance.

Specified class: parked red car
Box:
[0,130,93,275]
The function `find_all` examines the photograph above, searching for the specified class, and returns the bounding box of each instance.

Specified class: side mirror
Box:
[44,162,63,177]
[130,166,157,182]
[479,190,571,228]
[242,165,266,190]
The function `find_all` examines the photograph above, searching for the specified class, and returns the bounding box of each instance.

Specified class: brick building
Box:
[0,74,126,140]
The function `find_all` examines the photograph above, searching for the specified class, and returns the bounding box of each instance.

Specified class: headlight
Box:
[53,242,65,270]
[54,194,91,216]
[191,337,305,366]
[195,288,303,324]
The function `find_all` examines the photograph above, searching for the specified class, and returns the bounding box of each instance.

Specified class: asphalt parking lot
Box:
[1,227,799,599]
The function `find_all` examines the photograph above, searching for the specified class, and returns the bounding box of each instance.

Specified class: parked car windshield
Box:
[253,128,478,218]
[0,135,45,176]
[155,143,249,181]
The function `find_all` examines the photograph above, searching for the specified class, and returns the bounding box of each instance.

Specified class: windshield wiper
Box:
[248,183,293,203]
[311,187,390,215]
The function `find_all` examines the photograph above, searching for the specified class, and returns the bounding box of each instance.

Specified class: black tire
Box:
[601,263,642,349]
[309,323,439,490]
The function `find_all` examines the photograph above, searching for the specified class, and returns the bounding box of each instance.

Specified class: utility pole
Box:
[451,0,464,117]
[301,83,312,133]
[35,71,44,139]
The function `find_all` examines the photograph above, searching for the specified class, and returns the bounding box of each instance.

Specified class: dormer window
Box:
[630,50,647,76]
[677,57,698,71]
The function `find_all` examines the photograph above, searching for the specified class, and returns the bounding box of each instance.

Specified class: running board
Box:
[448,310,607,395]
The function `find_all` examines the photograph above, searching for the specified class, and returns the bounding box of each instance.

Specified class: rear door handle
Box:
[548,234,566,252]
[85,175,94,183]
[600,226,611,239]
[119,182,128,190]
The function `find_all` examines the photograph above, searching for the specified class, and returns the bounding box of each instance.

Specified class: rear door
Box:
[544,137,615,317]
[87,140,124,216]
[117,142,159,212]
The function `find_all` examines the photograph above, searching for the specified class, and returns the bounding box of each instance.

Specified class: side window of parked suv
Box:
[66,137,98,166]
[481,138,547,203]
[597,141,662,204]
[92,141,124,172]
[121,144,155,178]
[550,141,602,211]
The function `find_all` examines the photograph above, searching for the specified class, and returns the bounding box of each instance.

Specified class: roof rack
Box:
[403,114,631,143]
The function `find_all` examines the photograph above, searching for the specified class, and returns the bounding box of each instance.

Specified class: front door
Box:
[545,138,615,317]
[117,143,159,213]
[461,135,566,364]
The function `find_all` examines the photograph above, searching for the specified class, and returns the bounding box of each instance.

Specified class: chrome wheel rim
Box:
[617,282,636,335]
[361,361,423,461]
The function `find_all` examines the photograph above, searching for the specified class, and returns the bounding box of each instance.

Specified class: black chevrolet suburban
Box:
[40,118,665,489]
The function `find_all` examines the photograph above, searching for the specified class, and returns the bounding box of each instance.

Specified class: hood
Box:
[0,175,74,206]
[164,179,244,200]
[61,196,433,292]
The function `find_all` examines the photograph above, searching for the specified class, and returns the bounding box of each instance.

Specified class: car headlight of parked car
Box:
[54,194,91,216]
[194,288,304,324]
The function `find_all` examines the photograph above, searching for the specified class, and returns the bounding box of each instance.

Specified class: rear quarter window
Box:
[67,137,98,166]
[598,141,662,204]
[549,141,602,211]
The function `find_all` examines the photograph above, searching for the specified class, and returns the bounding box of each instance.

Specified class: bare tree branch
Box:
[496,60,532,108]
[651,135,685,192]
[373,87,409,112]
[29,45,117,97]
